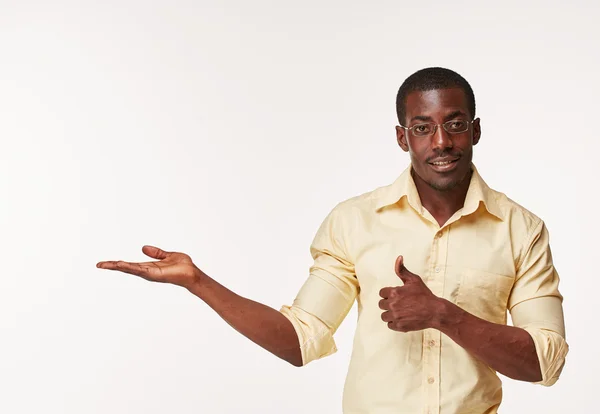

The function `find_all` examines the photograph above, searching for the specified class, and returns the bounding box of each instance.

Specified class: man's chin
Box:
[411,163,471,192]
[426,168,471,192]
[427,179,459,192]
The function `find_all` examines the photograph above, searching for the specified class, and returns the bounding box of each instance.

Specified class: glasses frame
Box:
[399,119,475,137]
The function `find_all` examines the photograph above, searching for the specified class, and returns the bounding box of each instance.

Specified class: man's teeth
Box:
[432,160,455,165]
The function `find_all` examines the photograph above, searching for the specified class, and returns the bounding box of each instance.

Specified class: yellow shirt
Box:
[280,163,568,414]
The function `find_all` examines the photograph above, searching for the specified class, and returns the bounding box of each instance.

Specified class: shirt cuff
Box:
[279,305,337,366]
[523,326,569,386]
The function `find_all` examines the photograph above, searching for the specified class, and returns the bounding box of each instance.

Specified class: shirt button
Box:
[435,267,440,273]
[428,377,435,384]
[428,339,436,347]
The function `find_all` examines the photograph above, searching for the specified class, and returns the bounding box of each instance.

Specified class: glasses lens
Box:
[412,123,434,136]
[443,120,469,133]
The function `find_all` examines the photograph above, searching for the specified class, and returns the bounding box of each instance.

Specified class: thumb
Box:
[395,255,415,283]
[142,245,170,260]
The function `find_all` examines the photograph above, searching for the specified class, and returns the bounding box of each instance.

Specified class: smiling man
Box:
[97,67,568,414]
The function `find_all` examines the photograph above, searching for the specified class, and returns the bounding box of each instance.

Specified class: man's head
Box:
[395,67,480,192]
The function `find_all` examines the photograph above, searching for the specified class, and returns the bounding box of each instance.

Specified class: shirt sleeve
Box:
[279,203,359,366]
[508,219,569,386]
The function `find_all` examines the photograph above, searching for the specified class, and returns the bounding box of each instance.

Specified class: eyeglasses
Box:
[399,119,474,137]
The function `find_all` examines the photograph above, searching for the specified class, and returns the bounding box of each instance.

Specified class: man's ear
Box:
[396,125,409,152]
[472,118,481,146]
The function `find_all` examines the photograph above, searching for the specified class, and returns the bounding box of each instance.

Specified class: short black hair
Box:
[396,67,475,125]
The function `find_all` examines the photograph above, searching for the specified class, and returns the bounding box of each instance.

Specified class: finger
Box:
[378,298,390,310]
[142,245,170,260]
[388,320,410,332]
[96,260,161,280]
[379,287,392,298]
[395,255,417,283]
[97,260,158,270]
[381,310,394,323]
[380,287,402,299]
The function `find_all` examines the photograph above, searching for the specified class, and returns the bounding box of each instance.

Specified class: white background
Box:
[1,1,598,413]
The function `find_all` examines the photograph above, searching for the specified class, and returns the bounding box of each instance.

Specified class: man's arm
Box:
[433,299,542,381]
[97,245,303,367]
[188,270,303,366]
[381,218,568,385]
[98,203,358,368]
[380,256,542,381]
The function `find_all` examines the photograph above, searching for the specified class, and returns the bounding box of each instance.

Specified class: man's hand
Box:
[96,245,203,290]
[378,255,443,332]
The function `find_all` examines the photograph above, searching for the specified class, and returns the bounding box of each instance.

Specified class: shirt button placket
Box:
[427,229,444,414]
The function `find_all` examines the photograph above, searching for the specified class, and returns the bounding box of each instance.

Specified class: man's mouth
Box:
[431,160,457,166]
[428,157,460,171]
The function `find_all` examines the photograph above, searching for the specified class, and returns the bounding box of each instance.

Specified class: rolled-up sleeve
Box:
[509,219,569,386]
[280,203,359,366]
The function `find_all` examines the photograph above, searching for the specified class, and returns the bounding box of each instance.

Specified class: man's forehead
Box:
[405,88,469,115]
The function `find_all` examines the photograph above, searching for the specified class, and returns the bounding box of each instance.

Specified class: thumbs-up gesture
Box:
[378,255,443,332]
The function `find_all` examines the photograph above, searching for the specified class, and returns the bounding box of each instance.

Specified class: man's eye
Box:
[414,124,431,133]
[447,121,465,130]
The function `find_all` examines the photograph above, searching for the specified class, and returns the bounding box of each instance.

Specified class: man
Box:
[97,67,568,413]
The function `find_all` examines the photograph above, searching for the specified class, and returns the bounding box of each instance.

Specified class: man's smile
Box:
[428,156,460,172]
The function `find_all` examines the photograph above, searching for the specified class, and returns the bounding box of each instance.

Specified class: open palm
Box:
[96,245,201,289]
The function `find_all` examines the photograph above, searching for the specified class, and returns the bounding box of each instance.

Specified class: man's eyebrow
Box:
[410,115,432,122]
[409,111,468,123]
[444,110,468,121]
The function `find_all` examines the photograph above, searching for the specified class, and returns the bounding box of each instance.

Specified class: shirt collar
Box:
[374,163,504,221]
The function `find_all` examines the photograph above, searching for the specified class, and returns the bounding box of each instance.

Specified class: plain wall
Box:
[1,1,598,413]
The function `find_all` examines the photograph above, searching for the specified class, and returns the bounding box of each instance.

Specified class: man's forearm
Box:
[433,298,542,382]
[187,271,303,367]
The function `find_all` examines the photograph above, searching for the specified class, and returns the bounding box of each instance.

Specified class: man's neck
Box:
[411,168,473,227]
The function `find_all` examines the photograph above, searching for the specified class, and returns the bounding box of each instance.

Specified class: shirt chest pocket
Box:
[456,268,515,325]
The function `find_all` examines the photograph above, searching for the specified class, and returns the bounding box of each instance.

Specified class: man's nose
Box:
[431,125,453,150]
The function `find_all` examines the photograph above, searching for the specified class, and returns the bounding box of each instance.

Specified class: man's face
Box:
[395,88,481,192]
